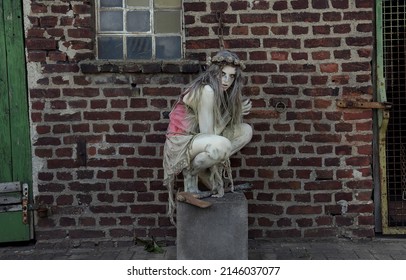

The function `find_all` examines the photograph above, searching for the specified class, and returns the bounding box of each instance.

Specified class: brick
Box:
[303,88,337,96]
[27,28,45,38]
[245,63,277,72]
[225,38,260,48]
[313,193,332,203]
[346,37,373,46]
[291,0,308,9]
[47,28,64,38]
[231,1,248,10]
[323,12,342,21]
[251,26,269,35]
[282,13,320,23]
[117,193,135,203]
[51,77,68,86]
[288,157,322,167]
[320,63,339,73]
[347,179,373,189]
[311,76,328,85]
[31,3,48,13]
[252,1,270,10]
[356,0,373,8]
[304,38,341,48]
[295,193,311,202]
[271,51,288,60]
[312,51,330,60]
[295,123,311,131]
[258,217,274,227]
[291,75,308,84]
[26,38,57,50]
[249,204,284,215]
[313,25,330,35]
[67,28,93,38]
[187,27,209,36]
[43,64,80,73]
[304,181,342,190]
[334,24,351,34]
[72,4,91,14]
[316,146,333,154]
[292,26,308,35]
[357,23,373,32]
[343,11,373,21]
[51,4,70,14]
[28,51,47,62]
[240,13,277,23]
[280,64,316,72]
[287,205,322,215]
[315,99,332,109]
[39,16,58,28]
[331,0,349,9]
[316,216,333,226]
[130,204,166,214]
[334,49,351,59]
[312,0,329,9]
[184,2,206,11]
[286,111,322,120]
[271,75,287,83]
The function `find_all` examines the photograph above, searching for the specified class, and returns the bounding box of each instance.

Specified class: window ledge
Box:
[79,60,203,74]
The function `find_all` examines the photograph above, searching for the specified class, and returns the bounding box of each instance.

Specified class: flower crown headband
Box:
[206,54,246,70]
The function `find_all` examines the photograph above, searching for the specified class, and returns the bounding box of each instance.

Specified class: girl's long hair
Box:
[183,50,244,131]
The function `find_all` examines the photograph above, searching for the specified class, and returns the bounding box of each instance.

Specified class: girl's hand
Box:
[242,98,252,115]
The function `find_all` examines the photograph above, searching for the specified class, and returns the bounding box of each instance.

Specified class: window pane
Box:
[100,11,123,31]
[98,37,123,59]
[127,11,150,32]
[156,36,181,59]
[127,0,149,7]
[127,37,152,59]
[154,11,181,33]
[100,0,122,7]
[154,0,181,8]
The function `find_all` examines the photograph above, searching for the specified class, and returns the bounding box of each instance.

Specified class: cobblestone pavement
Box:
[0,237,405,260]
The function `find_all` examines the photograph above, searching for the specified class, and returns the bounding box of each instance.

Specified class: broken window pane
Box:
[127,37,152,59]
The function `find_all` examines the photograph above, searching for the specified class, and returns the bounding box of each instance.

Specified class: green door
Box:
[0,0,33,242]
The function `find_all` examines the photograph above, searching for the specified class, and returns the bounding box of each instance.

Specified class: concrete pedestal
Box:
[176,192,248,260]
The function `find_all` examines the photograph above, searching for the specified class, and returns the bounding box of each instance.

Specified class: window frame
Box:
[95,0,184,61]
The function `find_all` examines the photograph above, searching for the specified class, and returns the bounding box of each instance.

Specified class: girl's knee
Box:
[236,123,253,144]
[207,138,232,161]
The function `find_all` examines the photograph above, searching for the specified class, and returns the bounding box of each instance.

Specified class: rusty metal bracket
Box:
[336,99,392,110]
[22,183,28,224]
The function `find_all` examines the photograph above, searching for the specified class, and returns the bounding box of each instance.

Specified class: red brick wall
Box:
[25,0,375,245]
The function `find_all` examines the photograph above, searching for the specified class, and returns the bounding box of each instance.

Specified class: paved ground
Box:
[1,236,406,260]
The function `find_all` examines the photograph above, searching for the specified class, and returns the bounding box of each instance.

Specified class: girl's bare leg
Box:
[183,134,232,193]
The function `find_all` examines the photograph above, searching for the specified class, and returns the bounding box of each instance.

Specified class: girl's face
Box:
[221,65,236,91]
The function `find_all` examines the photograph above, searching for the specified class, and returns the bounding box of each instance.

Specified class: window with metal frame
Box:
[96,0,183,60]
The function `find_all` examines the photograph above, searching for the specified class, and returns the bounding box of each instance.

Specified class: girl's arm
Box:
[197,85,215,134]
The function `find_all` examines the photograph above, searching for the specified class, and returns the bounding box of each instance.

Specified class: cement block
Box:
[176,192,248,260]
